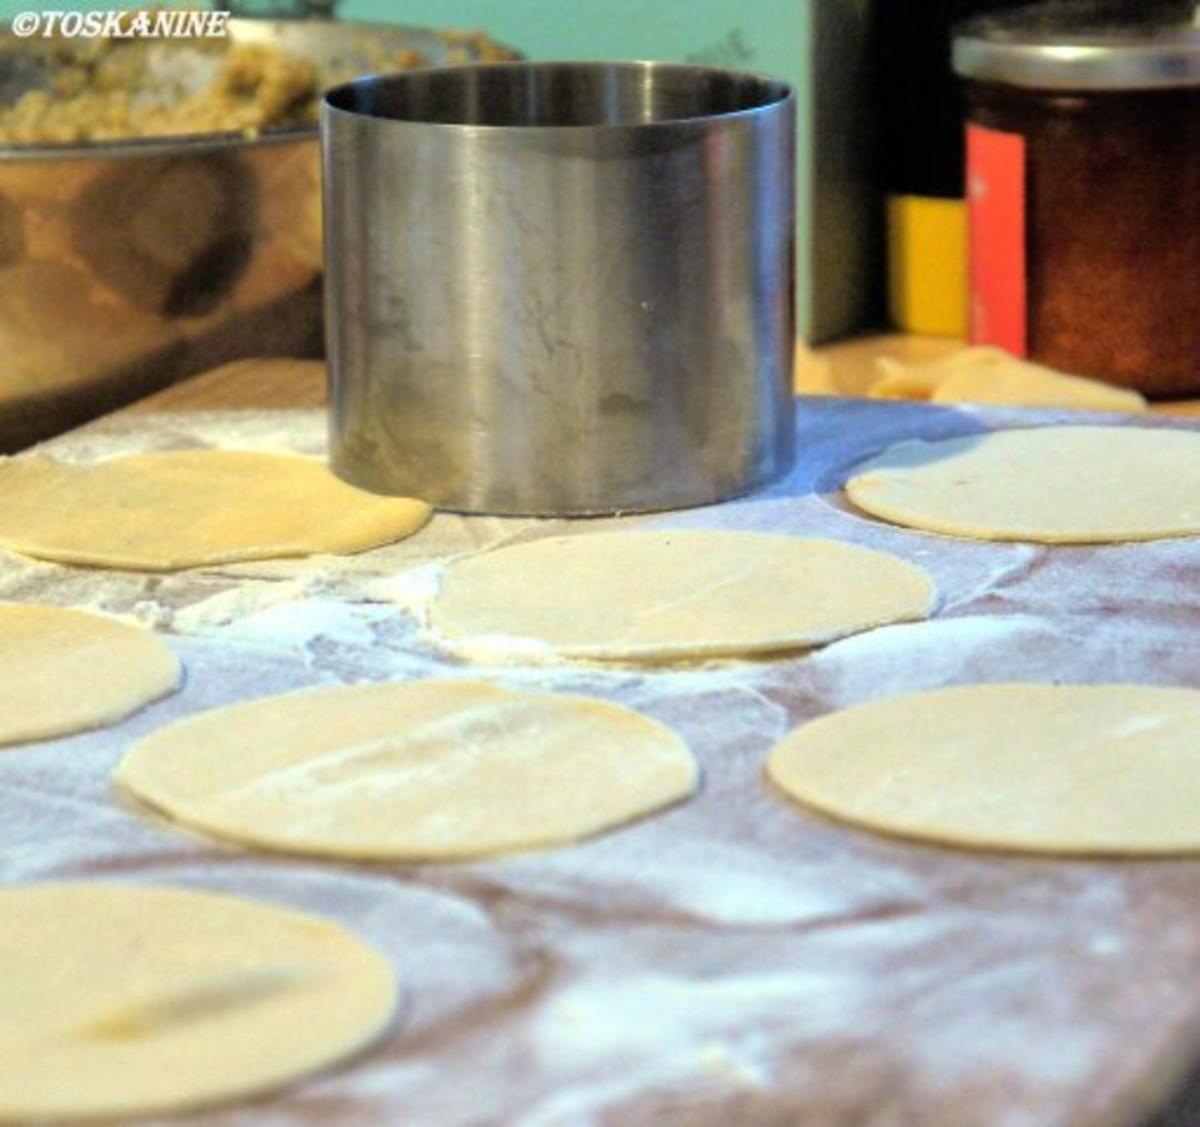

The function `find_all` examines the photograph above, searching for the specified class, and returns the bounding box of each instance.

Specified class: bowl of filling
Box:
[0,15,517,449]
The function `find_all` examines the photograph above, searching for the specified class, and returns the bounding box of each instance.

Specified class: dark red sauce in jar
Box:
[953,2,1200,396]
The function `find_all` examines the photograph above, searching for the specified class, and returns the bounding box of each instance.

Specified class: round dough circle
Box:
[845,425,1200,543]
[0,602,180,747]
[768,683,1200,855]
[0,450,431,570]
[0,884,397,1122]
[428,531,936,661]
[116,680,698,860]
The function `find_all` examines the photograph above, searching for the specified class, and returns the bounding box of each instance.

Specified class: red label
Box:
[967,123,1027,357]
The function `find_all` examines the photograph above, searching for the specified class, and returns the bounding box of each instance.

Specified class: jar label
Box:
[967,123,1026,357]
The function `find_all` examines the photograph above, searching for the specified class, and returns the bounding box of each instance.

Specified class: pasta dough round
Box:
[116,680,698,860]
[0,450,431,571]
[768,683,1200,855]
[867,347,1147,413]
[0,884,397,1122]
[428,531,936,662]
[845,425,1200,543]
[0,602,180,746]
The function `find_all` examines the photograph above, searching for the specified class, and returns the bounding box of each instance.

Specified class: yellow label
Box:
[886,195,968,339]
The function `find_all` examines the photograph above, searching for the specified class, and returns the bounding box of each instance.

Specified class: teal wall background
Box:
[0,0,90,9]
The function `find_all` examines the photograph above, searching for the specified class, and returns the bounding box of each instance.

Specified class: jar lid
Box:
[953,1,1200,90]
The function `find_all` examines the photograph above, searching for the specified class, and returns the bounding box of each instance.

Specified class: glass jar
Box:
[953,2,1200,396]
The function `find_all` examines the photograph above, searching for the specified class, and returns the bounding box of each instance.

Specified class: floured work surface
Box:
[5,368,1200,1126]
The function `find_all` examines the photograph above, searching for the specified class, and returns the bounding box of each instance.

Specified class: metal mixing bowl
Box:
[0,18,516,451]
